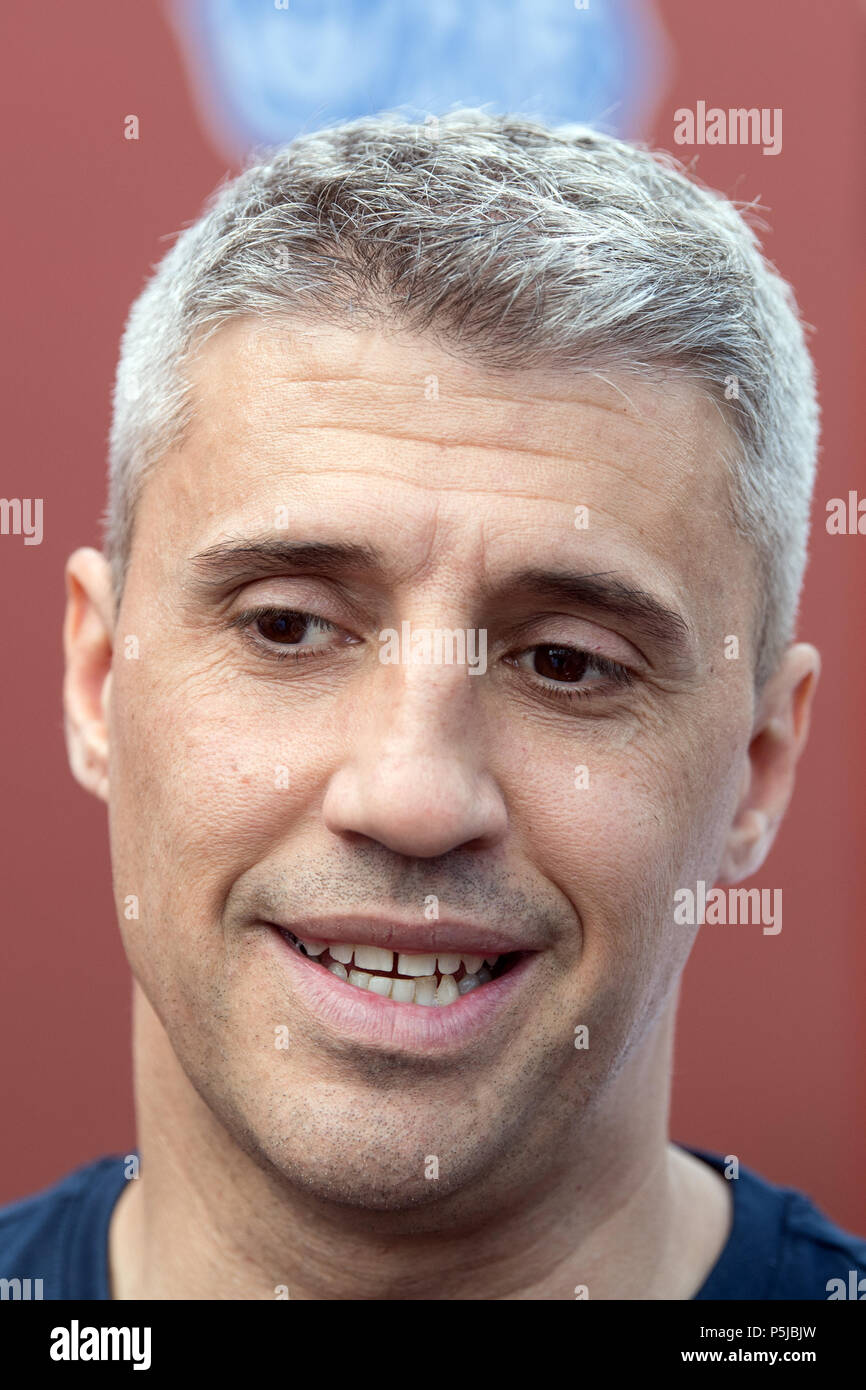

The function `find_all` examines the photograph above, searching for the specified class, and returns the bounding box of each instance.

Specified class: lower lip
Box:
[264,925,538,1053]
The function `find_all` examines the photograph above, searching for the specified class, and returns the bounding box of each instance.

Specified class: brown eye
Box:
[256,611,312,645]
[506,643,634,704]
[531,646,590,683]
[233,606,346,658]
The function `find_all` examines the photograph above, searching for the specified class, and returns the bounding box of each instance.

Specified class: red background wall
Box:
[1,1,863,1231]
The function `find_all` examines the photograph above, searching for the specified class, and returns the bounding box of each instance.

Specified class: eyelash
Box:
[526,652,634,704]
[231,607,635,705]
[230,606,343,662]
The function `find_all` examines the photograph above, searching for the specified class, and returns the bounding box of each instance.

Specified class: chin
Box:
[219,1096,494,1215]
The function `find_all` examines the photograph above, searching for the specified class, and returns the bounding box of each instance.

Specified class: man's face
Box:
[105,320,759,1211]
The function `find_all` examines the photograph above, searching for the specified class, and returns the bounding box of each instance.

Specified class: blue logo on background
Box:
[171,0,663,158]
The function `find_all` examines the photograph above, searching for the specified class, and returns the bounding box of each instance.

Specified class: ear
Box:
[718,642,820,882]
[63,547,115,803]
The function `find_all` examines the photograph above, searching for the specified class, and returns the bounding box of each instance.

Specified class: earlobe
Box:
[63,547,115,803]
[719,807,771,881]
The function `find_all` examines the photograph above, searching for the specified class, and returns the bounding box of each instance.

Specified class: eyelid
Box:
[229,604,323,628]
[225,576,373,631]
[506,612,643,670]
[228,602,348,633]
[514,644,633,678]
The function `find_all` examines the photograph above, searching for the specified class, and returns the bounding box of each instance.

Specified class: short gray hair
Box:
[106,109,819,683]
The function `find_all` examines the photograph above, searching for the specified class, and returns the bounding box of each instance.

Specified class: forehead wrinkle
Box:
[194,382,710,457]
[232,420,665,470]
[218,440,715,517]
[203,318,709,416]
[248,369,654,422]
[189,327,726,454]
[173,412,719,502]
[183,378,730,502]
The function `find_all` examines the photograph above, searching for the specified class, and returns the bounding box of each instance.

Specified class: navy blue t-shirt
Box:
[0,1147,864,1299]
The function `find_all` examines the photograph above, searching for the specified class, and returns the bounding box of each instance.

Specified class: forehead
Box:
[133,317,753,621]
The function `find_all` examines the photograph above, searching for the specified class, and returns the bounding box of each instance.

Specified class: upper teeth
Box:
[297,941,492,977]
[290,935,499,1005]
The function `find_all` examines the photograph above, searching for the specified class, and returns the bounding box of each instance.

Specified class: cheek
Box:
[109,648,386,951]
[119,706,286,853]
[504,712,747,986]
[107,663,329,953]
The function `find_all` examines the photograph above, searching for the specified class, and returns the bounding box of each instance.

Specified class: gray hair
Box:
[106,109,819,684]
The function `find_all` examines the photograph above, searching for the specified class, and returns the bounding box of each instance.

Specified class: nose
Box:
[321,664,508,858]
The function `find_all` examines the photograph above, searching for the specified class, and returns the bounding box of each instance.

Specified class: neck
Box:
[110,984,730,1301]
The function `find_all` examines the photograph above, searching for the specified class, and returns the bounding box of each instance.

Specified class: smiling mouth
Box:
[276,928,519,1005]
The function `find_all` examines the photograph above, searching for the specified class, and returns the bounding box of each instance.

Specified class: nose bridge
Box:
[374,660,479,783]
[386,645,477,725]
[321,655,507,858]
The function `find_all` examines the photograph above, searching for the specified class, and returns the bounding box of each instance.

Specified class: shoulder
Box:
[0,1156,128,1299]
[778,1185,866,1299]
[688,1147,866,1300]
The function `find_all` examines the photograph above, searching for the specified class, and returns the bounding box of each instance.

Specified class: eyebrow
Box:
[189,539,385,589]
[187,540,692,664]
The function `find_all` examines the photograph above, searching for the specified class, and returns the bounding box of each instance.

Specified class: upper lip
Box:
[264,914,538,956]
